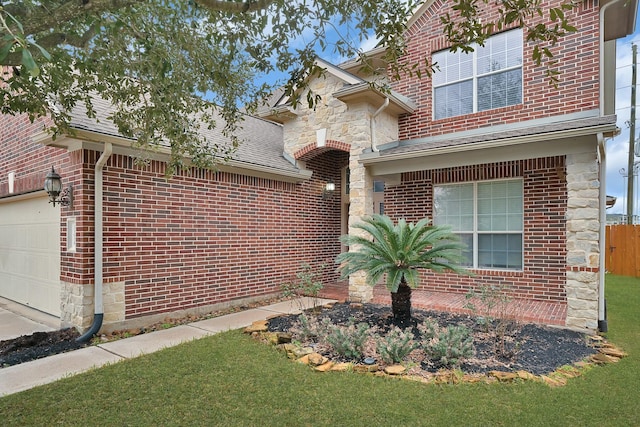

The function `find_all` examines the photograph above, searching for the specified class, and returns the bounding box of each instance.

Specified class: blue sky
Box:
[607,7,640,214]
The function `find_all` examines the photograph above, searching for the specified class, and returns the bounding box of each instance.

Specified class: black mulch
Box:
[267,302,597,376]
[0,328,87,367]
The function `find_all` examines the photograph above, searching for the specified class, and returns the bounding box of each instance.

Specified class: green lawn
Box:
[1,274,639,426]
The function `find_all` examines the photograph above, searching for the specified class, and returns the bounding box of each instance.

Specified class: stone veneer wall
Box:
[61,280,124,329]
[283,76,353,155]
[60,282,92,329]
[280,73,400,303]
[565,152,601,330]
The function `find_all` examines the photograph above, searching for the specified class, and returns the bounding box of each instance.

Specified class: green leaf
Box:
[32,42,52,61]
[0,41,14,63]
[21,49,39,77]
[5,11,24,34]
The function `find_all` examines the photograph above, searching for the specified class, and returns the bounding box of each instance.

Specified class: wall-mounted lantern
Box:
[322,180,335,200]
[44,166,73,208]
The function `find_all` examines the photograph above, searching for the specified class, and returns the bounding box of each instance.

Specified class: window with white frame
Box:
[432,28,523,120]
[434,179,523,270]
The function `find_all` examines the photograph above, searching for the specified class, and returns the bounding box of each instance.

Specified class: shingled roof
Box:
[375,114,618,157]
[67,94,299,176]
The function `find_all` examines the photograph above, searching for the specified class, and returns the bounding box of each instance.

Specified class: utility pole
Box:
[627,43,637,225]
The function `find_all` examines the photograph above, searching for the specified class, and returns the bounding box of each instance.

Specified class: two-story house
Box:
[0,0,635,335]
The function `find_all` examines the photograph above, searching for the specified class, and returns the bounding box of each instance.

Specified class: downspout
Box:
[371,98,390,152]
[597,133,608,332]
[76,142,113,342]
[595,0,623,333]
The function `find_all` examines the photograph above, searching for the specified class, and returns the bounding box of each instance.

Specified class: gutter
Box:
[76,142,113,342]
[371,98,390,152]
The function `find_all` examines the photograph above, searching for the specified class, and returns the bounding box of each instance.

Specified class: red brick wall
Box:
[73,149,348,320]
[394,0,600,140]
[0,114,70,198]
[384,156,567,302]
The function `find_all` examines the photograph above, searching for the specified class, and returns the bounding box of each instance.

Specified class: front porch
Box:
[319,283,567,327]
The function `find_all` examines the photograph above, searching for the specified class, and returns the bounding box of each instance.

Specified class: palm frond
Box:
[336,214,469,292]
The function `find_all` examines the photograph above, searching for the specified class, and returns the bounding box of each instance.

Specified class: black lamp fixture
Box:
[322,180,336,200]
[44,166,73,208]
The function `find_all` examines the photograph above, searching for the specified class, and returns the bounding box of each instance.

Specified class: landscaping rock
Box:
[590,353,618,364]
[244,320,269,333]
[354,364,379,373]
[433,371,461,384]
[489,371,518,382]
[330,362,352,372]
[599,346,627,358]
[462,373,487,383]
[516,370,538,381]
[384,365,406,375]
[308,352,328,366]
[276,332,292,344]
[292,346,314,359]
[555,366,582,378]
[297,355,311,365]
[315,361,334,372]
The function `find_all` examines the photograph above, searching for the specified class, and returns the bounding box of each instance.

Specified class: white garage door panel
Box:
[0,196,61,316]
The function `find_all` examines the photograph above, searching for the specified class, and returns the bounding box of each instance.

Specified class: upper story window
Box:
[432,28,523,120]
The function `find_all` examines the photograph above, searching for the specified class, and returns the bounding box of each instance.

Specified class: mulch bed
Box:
[267,302,598,376]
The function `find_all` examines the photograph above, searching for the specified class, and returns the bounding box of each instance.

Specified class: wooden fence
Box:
[606,225,640,277]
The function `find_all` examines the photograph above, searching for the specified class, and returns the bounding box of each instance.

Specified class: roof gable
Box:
[273,57,364,107]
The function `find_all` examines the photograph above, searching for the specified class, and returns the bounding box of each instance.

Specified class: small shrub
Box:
[376,326,417,364]
[290,313,323,342]
[322,318,371,359]
[281,263,325,311]
[465,284,520,357]
[419,321,474,368]
[418,318,438,341]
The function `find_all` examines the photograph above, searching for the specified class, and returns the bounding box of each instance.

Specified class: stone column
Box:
[347,148,375,302]
[346,103,396,302]
[565,152,600,330]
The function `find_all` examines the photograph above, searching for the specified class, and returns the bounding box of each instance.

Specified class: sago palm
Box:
[336,214,468,325]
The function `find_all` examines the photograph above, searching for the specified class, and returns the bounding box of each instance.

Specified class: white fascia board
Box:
[333,83,416,114]
[315,58,363,85]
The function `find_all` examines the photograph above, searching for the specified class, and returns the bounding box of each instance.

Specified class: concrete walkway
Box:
[0,297,334,397]
[0,298,60,341]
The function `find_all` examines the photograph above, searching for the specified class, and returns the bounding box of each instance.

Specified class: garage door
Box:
[0,194,61,316]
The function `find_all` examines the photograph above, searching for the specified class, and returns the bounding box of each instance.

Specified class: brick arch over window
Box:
[294,140,350,162]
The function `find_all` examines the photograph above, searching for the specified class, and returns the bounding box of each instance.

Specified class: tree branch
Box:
[194,0,275,13]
